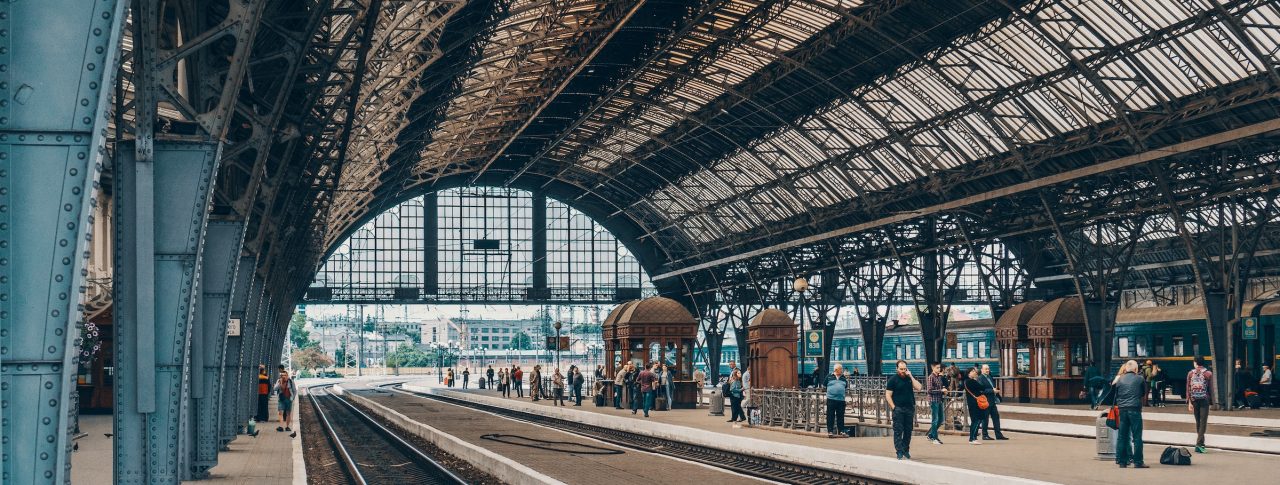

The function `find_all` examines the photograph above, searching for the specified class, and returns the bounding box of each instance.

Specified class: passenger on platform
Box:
[811,366,823,388]
[256,365,271,422]
[1085,365,1107,410]
[513,366,524,398]
[726,360,738,380]
[614,364,627,409]
[500,368,510,397]
[273,368,297,434]
[637,363,659,417]
[1186,357,1213,453]
[693,367,706,389]
[487,365,495,389]
[850,368,861,378]
[979,364,1008,440]
[530,365,542,401]
[926,362,946,444]
[742,367,753,412]
[727,369,746,423]
[963,367,987,445]
[552,368,566,406]
[1234,359,1256,409]
[1260,365,1273,407]
[1112,360,1148,468]
[572,367,585,406]
[446,368,454,387]
[660,364,673,410]
[626,363,640,411]
[1151,363,1168,407]
[885,360,922,459]
[463,368,470,389]
[825,364,849,437]
[595,364,605,380]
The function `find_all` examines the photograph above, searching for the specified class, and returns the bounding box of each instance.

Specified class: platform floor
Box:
[70,395,301,485]
[346,385,771,485]
[421,382,1280,485]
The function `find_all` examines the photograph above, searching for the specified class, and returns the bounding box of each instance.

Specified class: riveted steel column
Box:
[0,1,126,483]
[113,141,220,484]
[221,257,255,445]
[239,277,266,426]
[189,221,245,477]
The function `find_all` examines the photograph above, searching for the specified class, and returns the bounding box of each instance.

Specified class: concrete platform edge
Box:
[404,383,1058,485]
[335,385,566,485]
[293,389,307,485]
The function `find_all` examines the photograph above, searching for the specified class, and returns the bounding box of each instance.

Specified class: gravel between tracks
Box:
[346,398,503,485]
[300,395,349,485]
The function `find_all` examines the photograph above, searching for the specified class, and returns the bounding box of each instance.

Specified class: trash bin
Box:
[1096,414,1116,461]
[709,387,725,416]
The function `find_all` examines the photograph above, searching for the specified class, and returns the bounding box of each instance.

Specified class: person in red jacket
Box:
[256,365,270,422]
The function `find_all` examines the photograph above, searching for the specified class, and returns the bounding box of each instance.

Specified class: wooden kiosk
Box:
[602,297,699,408]
[1025,297,1089,403]
[747,308,798,389]
[994,300,1046,403]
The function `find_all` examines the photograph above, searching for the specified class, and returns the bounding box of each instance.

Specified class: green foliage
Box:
[289,313,320,350]
[292,347,333,371]
[387,345,432,367]
[508,330,533,350]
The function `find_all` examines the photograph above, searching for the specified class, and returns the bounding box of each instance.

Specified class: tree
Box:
[289,313,320,350]
[292,347,333,373]
[386,345,431,368]
[508,330,533,350]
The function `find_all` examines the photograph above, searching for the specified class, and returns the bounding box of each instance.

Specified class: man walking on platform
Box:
[487,365,495,389]
[637,363,659,417]
[979,364,1008,440]
[614,364,627,409]
[256,365,271,422]
[513,366,524,398]
[1187,357,1214,453]
[885,360,922,460]
[825,364,849,437]
[926,362,946,444]
[273,368,298,435]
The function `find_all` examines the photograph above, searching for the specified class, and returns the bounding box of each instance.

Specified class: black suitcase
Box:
[1247,393,1261,409]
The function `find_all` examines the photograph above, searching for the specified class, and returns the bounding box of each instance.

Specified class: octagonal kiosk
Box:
[603,297,699,409]
[995,300,1047,403]
[747,308,799,390]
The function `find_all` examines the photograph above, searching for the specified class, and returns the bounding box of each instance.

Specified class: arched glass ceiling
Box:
[627,0,1280,246]
[309,187,655,303]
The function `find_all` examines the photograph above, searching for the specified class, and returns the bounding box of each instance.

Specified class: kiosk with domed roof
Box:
[602,297,700,408]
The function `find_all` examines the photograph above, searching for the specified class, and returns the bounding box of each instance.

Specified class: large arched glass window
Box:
[309,187,654,303]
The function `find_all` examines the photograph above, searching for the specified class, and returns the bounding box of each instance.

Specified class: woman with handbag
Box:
[964,367,989,445]
[727,369,746,423]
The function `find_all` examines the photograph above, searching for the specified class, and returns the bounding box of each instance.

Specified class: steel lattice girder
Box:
[113,141,220,484]
[0,0,127,483]
[188,220,247,477]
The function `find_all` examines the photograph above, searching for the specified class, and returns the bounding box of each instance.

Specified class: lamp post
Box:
[554,321,563,371]
[794,276,810,383]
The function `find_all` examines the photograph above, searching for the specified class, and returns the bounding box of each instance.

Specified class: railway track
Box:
[386,384,899,485]
[309,385,466,485]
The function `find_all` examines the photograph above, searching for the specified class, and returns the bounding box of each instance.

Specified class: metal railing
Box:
[748,387,971,434]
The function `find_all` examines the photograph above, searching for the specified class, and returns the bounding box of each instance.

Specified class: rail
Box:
[308,385,467,485]
[751,387,969,434]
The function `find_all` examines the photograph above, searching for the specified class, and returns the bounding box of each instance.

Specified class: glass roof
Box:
[638,0,1279,245]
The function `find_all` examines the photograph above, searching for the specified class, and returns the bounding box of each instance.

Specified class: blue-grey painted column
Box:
[113,141,220,484]
[0,1,126,483]
[189,221,245,477]
[240,278,266,425]
[221,258,255,445]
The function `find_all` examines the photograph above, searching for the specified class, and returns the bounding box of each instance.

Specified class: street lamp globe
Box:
[793,276,809,293]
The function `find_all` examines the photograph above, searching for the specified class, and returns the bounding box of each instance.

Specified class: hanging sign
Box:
[1243,317,1258,340]
[227,318,241,337]
[804,329,825,358]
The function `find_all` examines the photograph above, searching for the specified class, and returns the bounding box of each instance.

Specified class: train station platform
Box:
[404,380,1279,485]
[334,381,773,485]
[70,394,305,485]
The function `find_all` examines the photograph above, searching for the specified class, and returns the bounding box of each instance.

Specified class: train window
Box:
[1117,337,1130,358]
[1173,336,1184,357]
[1154,336,1164,357]
[979,341,988,358]
[1135,337,1148,357]
[967,341,975,359]
[896,345,903,359]
[1192,335,1200,356]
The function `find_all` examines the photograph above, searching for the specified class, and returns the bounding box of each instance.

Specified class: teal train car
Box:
[832,319,999,377]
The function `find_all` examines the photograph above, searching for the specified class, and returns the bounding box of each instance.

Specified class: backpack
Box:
[1159,446,1192,465]
[514,369,523,381]
[279,378,292,399]
[1188,369,1209,400]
